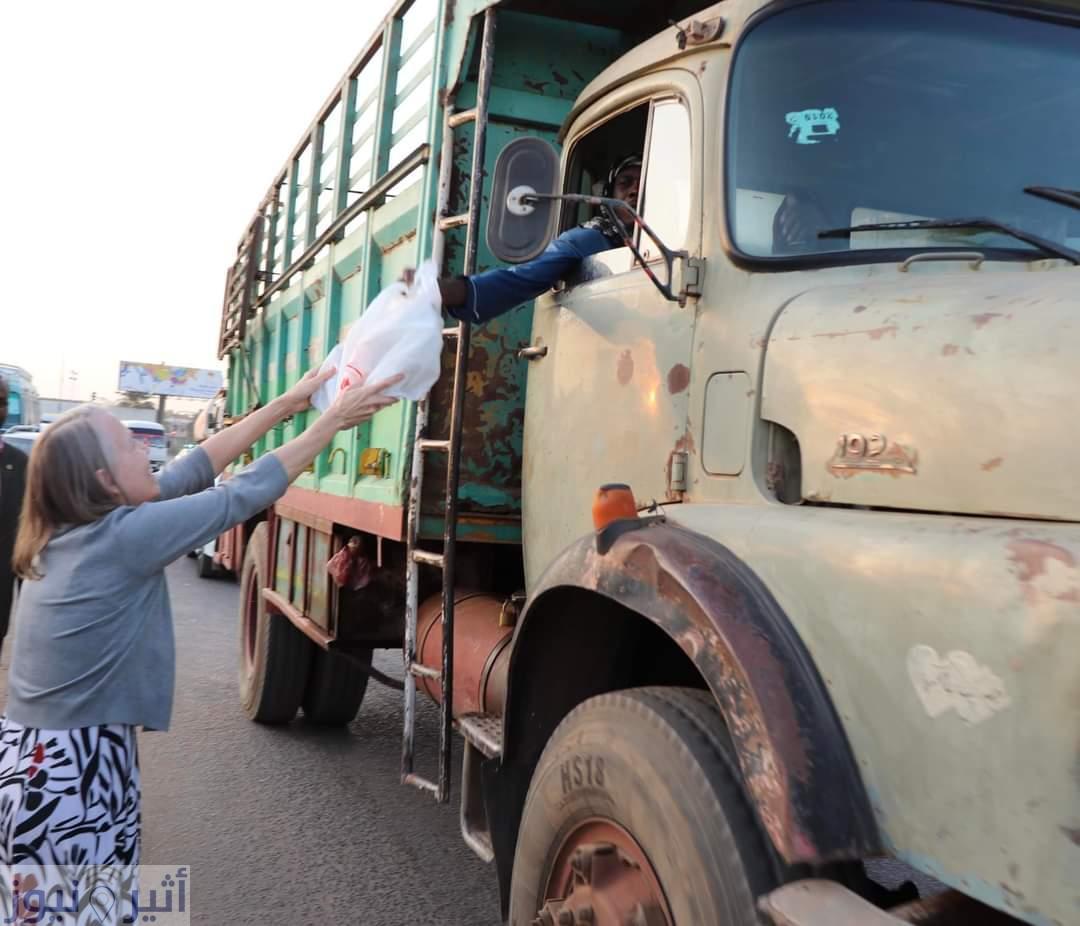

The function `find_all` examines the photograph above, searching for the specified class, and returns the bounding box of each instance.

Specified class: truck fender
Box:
[501,518,881,866]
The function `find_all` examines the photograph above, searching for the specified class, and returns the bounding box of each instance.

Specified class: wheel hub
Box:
[534,821,673,926]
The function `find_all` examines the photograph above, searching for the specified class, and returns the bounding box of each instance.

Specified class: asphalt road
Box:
[0,555,939,925]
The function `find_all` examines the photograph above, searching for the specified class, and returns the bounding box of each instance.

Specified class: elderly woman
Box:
[0,366,399,917]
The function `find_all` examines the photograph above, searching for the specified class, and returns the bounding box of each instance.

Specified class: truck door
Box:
[522,79,701,586]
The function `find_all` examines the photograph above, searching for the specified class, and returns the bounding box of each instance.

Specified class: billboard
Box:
[117,361,224,399]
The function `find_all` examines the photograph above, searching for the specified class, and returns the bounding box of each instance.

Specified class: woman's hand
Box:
[328,373,405,430]
[280,365,337,416]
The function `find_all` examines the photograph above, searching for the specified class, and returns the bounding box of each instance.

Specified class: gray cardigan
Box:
[5,446,289,731]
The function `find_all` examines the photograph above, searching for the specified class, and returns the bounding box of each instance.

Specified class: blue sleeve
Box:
[155,445,214,501]
[448,226,615,323]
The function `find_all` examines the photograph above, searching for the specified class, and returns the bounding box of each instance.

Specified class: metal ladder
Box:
[402,8,497,804]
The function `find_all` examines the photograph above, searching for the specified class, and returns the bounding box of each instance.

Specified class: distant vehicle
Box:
[123,420,167,472]
[0,364,40,432]
[2,430,39,457]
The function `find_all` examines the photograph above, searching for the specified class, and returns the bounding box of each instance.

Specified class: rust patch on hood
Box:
[1008,539,1076,585]
[941,344,976,357]
[617,349,634,386]
[972,312,1004,329]
[1007,540,1080,642]
[667,363,690,394]
[813,325,898,341]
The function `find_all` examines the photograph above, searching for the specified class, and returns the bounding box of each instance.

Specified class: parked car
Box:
[2,430,38,456]
[122,420,167,472]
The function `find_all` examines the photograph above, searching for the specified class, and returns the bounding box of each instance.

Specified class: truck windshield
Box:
[726,0,1080,260]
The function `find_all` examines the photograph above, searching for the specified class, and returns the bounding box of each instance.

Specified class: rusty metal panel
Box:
[669,502,1080,926]
[761,270,1080,520]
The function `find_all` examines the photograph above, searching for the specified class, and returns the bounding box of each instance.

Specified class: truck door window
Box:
[559,104,649,283]
[640,99,692,259]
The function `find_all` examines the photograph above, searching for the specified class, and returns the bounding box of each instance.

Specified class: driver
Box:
[437,154,642,323]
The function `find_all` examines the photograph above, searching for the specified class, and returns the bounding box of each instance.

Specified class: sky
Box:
[0,0,389,407]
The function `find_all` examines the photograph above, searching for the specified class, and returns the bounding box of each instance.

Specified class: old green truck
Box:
[213,0,1080,922]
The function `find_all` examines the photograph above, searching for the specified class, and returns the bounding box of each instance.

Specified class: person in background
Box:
[0,366,401,914]
[436,154,643,323]
[0,376,28,664]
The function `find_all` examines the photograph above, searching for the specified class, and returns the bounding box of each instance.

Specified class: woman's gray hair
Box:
[13,405,121,579]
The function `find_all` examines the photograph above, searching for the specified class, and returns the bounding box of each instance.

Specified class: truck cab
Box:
[218,1,1080,923]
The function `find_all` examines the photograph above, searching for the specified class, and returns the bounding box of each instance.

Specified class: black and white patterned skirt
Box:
[0,716,141,924]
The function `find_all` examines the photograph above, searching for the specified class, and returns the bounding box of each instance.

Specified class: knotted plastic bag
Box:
[311,259,443,410]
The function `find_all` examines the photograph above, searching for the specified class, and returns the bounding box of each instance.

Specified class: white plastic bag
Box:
[311,259,443,410]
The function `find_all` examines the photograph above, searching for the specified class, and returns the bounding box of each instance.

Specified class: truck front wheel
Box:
[509,687,776,925]
[238,523,313,723]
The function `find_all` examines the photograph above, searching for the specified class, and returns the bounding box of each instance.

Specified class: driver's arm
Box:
[439,225,613,324]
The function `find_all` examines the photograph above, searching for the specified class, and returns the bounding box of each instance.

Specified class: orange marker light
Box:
[592,483,638,531]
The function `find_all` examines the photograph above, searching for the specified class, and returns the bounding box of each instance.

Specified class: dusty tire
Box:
[196,550,215,579]
[509,686,776,925]
[238,523,313,723]
[302,648,372,726]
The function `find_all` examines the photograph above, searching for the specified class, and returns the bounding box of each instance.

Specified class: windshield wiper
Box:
[817,217,1080,265]
[1024,186,1080,212]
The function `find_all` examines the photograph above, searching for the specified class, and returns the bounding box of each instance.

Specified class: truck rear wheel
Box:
[238,523,313,724]
[509,687,776,925]
[302,648,372,726]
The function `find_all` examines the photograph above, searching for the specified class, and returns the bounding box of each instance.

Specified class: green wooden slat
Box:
[398,20,435,67]
[332,75,359,218]
[349,160,373,192]
[394,61,432,107]
[283,157,300,267]
[305,123,325,248]
[486,85,572,130]
[371,17,404,183]
[355,85,379,119]
[352,122,377,153]
[391,105,428,147]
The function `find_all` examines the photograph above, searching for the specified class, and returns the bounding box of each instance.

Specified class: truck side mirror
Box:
[486,137,559,263]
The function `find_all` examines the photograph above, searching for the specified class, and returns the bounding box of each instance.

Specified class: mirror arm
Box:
[524,193,690,305]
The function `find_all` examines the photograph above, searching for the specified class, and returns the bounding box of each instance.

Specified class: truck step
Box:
[403,772,439,797]
[456,712,503,759]
[760,880,907,925]
[759,880,1015,926]
[447,107,478,128]
[412,549,445,568]
[460,733,494,863]
[438,212,469,230]
[417,438,450,453]
[409,662,442,682]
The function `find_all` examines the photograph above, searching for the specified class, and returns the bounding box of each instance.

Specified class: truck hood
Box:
[761,267,1080,521]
